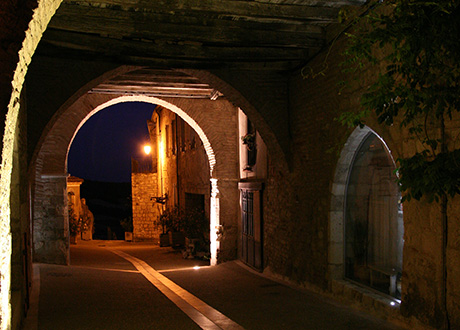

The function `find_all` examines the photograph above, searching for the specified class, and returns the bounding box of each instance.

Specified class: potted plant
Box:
[241,133,257,171]
[182,208,210,259]
[168,207,185,247]
[69,215,81,244]
[155,207,185,247]
[68,192,80,244]
[241,133,256,151]
[154,211,171,247]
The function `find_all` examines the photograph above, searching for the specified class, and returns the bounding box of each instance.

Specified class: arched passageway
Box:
[32,92,242,267]
[6,1,456,329]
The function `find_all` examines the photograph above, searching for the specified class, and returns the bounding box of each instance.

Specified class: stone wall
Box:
[131,172,160,241]
[0,1,62,328]
[10,89,30,329]
[32,175,68,265]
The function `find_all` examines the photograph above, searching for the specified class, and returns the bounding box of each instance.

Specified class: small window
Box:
[241,190,254,236]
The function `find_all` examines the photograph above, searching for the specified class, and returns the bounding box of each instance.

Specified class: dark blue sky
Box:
[67,102,156,183]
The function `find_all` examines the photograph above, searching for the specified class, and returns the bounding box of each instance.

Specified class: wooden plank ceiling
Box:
[89,68,224,99]
[39,0,367,98]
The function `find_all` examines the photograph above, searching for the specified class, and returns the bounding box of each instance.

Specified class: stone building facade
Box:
[67,176,94,242]
[131,172,159,241]
[131,104,235,249]
[1,2,460,330]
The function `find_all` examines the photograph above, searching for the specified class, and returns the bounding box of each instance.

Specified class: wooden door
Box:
[240,183,263,271]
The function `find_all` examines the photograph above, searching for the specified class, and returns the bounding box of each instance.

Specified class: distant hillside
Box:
[80,180,132,240]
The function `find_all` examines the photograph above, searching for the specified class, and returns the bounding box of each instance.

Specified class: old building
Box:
[131,105,217,244]
[0,1,458,329]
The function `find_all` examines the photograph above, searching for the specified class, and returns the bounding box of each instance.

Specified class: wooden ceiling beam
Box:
[37,46,301,71]
[63,0,341,21]
[50,5,325,48]
[110,77,206,85]
[253,0,366,7]
[96,81,211,89]
[41,29,315,62]
[56,3,327,33]
[119,69,204,78]
[94,85,214,92]
[36,43,303,72]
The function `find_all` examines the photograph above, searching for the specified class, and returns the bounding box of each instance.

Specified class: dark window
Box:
[242,190,254,236]
[345,133,404,299]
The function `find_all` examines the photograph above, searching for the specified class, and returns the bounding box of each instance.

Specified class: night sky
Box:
[67,102,156,183]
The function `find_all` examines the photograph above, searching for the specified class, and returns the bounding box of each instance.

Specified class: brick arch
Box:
[181,69,290,172]
[33,92,240,266]
[31,66,287,268]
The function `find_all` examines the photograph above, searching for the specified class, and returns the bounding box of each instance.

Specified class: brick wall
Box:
[32,174,68,265]
[272,31,460,329]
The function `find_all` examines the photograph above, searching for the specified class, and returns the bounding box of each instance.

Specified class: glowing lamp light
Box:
[144,145,152,155]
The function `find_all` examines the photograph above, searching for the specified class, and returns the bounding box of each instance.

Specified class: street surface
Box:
[23,240,404,330]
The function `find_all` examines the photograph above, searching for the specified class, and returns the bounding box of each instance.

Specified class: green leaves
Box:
[398,149,460,202]
[340,0,460,203]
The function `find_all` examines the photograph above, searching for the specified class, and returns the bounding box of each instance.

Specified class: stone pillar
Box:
[214,178,239,263]
[33,174,68,265]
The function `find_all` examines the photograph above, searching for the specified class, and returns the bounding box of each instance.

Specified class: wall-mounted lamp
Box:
[144,144,152,155]
[151,193,168,204]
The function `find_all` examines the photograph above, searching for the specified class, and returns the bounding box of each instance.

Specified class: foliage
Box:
[340,0,460,202]
[182,207,208,240]
[68,193,90,237]
[241,133,256,151]
[68,194,80,237]
[155,206,185,233]
[154,206,209,243]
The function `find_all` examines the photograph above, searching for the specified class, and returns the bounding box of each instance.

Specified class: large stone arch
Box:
[0,1,287,327]
[0,1,63,328]
[32,91,241,266]
[27,64,289,269]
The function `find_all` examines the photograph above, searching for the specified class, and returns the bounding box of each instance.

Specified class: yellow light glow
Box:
[144,145,152,155]
[210,178,219,266]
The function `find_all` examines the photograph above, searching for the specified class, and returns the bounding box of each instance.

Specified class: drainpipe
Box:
[176,114,180,208]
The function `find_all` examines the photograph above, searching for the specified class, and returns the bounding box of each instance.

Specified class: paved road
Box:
[24,240,404,330]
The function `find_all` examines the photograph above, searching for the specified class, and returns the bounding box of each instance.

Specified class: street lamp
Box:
[144,144,152,155]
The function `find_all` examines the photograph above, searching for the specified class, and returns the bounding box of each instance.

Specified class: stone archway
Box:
[0,1,63,328]
[32,93,240,267]
[1,2,291,325]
